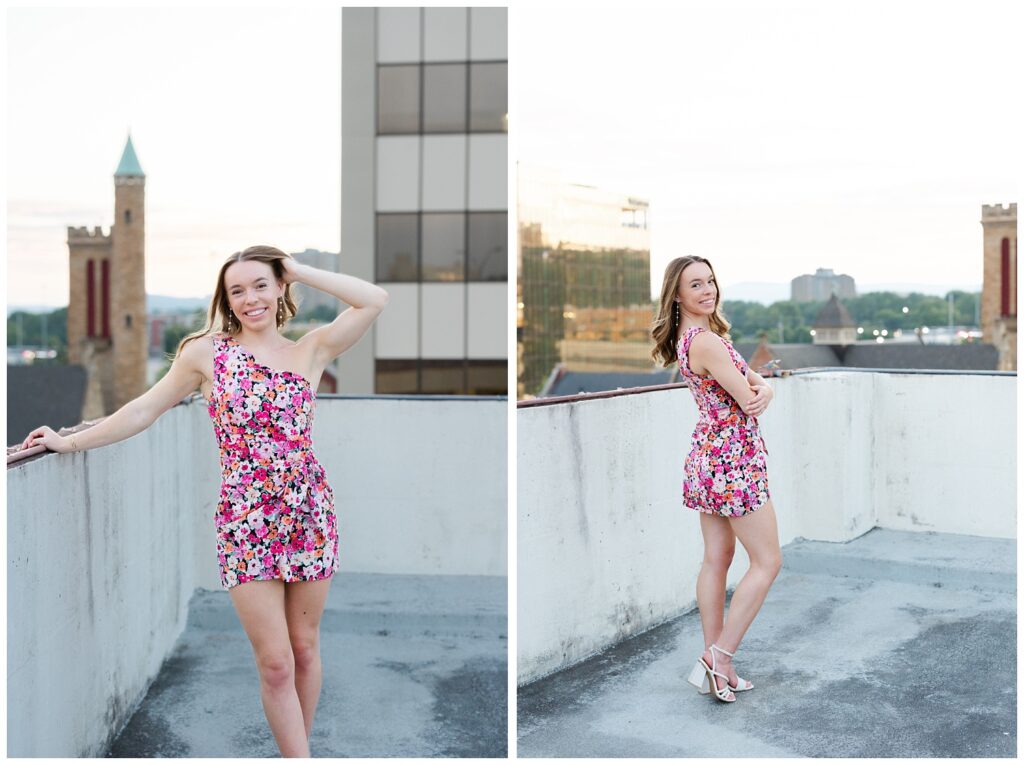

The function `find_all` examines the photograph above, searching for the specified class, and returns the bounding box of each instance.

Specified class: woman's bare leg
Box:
[708,499,783,682]
[284,578,333,741]
[696,512,735,648]
[231,580,309,757]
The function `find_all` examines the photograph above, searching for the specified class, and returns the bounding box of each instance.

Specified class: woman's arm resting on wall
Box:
[20,337,205,453]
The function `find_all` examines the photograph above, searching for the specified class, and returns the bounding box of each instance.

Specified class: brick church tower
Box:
[67,136,148,417]
[980,203,1017,371]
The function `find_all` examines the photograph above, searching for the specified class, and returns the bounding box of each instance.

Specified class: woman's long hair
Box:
[651,255,731,367]
[176,245,299,357]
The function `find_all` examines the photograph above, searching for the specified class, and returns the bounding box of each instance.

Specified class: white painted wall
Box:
[424,7,467,61]
[469,7,507,59]
[376,7,420,62]
[517,371,1015,684]
[8,405,205,757]
[422,135,466,210]
[467,283,508,359]
[8,396,506,756]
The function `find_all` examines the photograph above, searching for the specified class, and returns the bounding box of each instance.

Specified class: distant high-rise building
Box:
[791,268,856,303]
[517,167,652,398]
[66,135,147,417]
[981,203,1017,370]
[290,248,341,317]
[340,7,508,395]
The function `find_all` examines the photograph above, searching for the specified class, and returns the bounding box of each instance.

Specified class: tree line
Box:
[7,302,340,367]
[721,290,980,344]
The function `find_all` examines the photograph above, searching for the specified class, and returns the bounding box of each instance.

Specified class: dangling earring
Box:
[277,298,285,327]
[674,300,680,326]
[227,311,235,332]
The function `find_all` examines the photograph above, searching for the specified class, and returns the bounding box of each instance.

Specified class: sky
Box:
[513,0,1020,298]
[5,2,1020,310]
[6,6,341,308]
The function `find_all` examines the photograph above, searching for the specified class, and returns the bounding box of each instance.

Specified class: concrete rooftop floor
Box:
[518,528,1016,758]
[107,573,507,758]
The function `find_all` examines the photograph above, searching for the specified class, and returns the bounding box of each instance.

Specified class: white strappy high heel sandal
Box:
[686,644,751,701]
[688,647,753,692]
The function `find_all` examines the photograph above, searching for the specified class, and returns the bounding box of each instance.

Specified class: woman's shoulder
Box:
[179,332,219,362]
[682,326,718,344]
[687,327,731,355]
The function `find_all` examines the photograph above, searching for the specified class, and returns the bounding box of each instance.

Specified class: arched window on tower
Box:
[101,259,110,337]
[1001,237,1013,317]
[86,259,96,337]
[125,209,131,224]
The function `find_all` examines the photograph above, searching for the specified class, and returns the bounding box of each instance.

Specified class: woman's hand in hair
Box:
[280,256,304,285]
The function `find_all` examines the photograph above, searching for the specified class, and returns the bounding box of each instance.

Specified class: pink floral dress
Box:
[677,326,770,517]
[207,333,338,589]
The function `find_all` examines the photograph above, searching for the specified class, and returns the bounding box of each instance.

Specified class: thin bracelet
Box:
[69,435,79,452]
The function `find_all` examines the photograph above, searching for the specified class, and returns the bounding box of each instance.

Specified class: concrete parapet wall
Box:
[870,373,1016,536]
[322,397,507,577]
[517,371,1015,684]
[8,405,203,757]
[8,395,506,755]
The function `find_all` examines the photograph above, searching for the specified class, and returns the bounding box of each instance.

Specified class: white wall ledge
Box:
[8,397,506,756]
[517,371,1015,684]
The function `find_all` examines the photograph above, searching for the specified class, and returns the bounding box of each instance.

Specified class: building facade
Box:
[66,136,148,417]
[290,248,342,318]
[517,166,652,398]
[980,203,1017,371]
[340,7,508,395]
[791,267,857,303]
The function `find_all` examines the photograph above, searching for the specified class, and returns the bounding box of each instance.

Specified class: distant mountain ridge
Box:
[722,282,981,306]
[8,294,213,316]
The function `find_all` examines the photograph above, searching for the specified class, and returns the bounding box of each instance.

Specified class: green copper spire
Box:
[114,135,145,177]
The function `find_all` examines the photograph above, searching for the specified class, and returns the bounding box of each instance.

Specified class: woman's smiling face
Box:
[677,260,718,316]
[224,260,282,329]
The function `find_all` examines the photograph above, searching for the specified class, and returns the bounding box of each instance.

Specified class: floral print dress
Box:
[677,326,770,517]
[207,333,339,589]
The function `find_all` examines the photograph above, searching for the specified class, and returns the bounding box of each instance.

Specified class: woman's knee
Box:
[754,551,783,579]
[256,647,295,689]
[703,545,736,572]
[290,634,320,673]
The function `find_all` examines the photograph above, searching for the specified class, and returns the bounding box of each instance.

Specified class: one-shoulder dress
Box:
[206,333,339,589]
[677,326,770,517]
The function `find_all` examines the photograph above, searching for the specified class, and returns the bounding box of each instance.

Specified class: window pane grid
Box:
[377,62,507,136]
[376,359,507,395]
[377,212,506,283]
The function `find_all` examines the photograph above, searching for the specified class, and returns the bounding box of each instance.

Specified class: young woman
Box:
[651,255,783,704]
[20,245,388,755]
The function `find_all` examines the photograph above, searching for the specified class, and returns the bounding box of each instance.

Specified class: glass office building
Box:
[341,7,508,394]
[517,167,652,398]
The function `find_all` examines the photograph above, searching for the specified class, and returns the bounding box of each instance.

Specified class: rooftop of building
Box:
[516,369,1015,757]
[6,364,87,445]
[8,395,507,757]
[812,292,856,327]
[518,527,1015,758]
[539,365,675,397]
[736,339,1000,373]
[109,574,506,757]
